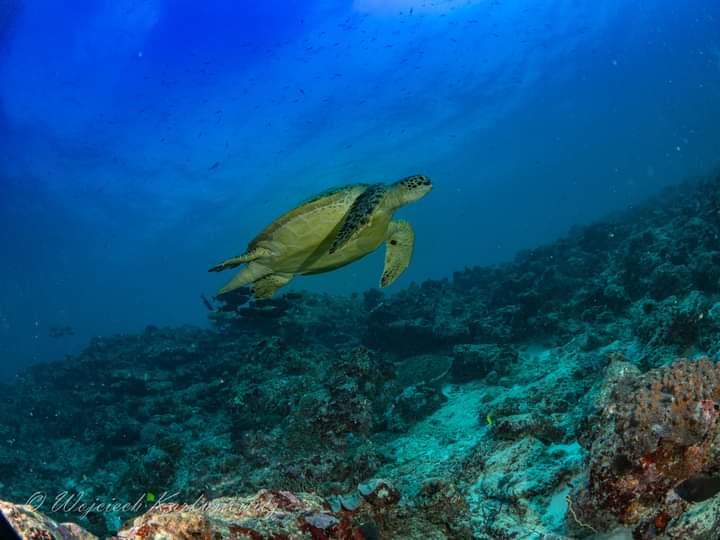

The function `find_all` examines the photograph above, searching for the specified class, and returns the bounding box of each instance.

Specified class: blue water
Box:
[1,0,719,377]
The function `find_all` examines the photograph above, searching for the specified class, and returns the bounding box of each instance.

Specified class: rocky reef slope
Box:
[4,174,720,538]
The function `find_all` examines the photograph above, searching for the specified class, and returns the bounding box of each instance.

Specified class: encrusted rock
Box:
[451,344,518,382]
[493,412,565,444]
[663,493,720,539]
[0,500,96,540]
[116,490,355,539]
[327,478,400,514]
[386,384,447,432]
[572,357,720,537]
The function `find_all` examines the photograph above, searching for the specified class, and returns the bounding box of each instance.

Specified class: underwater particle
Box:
[209,175,433,300]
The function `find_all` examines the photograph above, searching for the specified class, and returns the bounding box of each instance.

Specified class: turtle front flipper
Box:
[251,274,293,300]
[380,220,415,288]
[209,247,272,272]
[329,184,386,254]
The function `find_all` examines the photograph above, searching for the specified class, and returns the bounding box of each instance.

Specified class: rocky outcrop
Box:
[0,500,96,540]
[572,357,720,538]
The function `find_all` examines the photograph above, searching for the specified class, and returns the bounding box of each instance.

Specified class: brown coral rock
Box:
[115,491,357,540]
[614,358,720,453]
[0,500,97,540]
[1,481,409,540]
[572,358,720,538]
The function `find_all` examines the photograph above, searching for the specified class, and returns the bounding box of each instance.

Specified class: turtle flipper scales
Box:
[251,274,293,300]
[380,220,414,288]
[329,184,386,254]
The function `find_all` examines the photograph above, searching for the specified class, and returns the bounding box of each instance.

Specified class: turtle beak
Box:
[417,175,432,196]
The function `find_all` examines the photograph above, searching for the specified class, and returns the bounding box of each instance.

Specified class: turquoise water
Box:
[2,1,719,375]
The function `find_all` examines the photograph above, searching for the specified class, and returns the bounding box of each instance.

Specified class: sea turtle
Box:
[209,174,432,299]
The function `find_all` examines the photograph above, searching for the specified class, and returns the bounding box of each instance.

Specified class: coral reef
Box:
[5,173,720,537]
[117,483,401,540]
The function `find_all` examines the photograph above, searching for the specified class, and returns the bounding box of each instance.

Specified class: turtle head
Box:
[387,175,432,208]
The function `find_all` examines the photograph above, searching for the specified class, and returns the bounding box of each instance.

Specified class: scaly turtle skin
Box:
[209,174,432,299]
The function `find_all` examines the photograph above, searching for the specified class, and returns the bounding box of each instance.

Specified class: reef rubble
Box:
[4,174,720,538]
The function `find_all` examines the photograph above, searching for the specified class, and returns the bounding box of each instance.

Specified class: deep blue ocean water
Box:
[1,0,719,378]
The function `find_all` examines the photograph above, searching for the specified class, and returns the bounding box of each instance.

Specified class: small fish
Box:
[201,295,214,311]
[209,161,220,171]
[674,475,720,502]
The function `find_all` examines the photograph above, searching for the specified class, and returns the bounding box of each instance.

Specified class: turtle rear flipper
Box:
[251,274,293,300]
[217,262,273,296]
[209,246,272,272]
[380,220,414,288]
[329,184,386,254]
